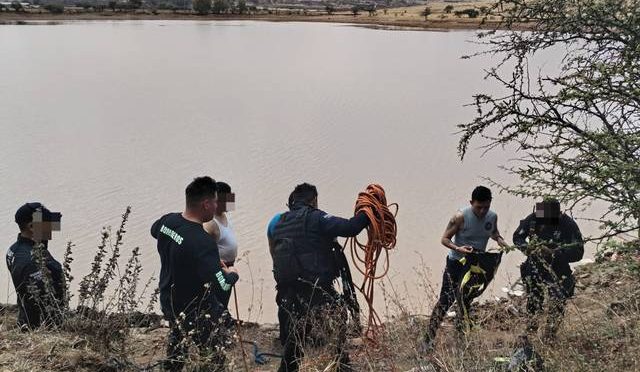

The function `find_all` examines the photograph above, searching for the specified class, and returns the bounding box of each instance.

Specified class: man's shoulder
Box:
[7,238,30,255]
[6,241,18,261]
[157,212,181,226]
[488,209,498,220]
[449,210,465,225]
[159,213,202,235]
[156,213,209,247]
[560,213,579,226]
[314,208,331,218]
[6,238,32,270]
[457,207,470,219]
[268,212,284,225]
[184,220,216,244]
[311,209,340,225]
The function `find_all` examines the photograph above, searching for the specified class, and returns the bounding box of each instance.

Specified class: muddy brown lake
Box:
[0,21,595,322]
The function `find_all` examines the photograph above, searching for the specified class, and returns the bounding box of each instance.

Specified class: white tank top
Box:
[214,214,238,264]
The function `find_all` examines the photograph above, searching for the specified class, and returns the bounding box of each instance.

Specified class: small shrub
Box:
[193,0,211,15]
[420,6,430,20]
[11,1,23,12]
[325,3,334,15]
[454,8,479,18]
[44,4,65,14]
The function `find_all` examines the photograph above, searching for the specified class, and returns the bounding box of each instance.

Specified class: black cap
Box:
[15,202,61,227]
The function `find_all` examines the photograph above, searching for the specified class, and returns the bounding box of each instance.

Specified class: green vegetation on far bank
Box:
[0,1,514,32]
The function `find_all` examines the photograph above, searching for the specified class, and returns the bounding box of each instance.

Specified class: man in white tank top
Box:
[421,186,509,352]
[204,182,238,310]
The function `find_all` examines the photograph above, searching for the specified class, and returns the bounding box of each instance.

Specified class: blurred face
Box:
[217,192,236,213]
[31,209,61,242]
[32,221,59,242]
[535,201,561,225]
[201,194,218,222]
[470,199,491,218]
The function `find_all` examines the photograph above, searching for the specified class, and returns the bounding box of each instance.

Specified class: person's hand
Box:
[223,266,238,275]
[539,246,554,260]
[456,245,474,254]
[524,245,535,256]
[527,245,553,260]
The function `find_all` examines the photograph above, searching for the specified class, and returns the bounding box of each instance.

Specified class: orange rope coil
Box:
[346,184,398,342]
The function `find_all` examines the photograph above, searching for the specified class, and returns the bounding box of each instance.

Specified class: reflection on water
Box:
[0,21,590,322]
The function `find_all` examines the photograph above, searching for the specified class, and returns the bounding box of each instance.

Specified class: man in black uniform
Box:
[513,199,584,338]
[151,176,239,371]
[6,202,65,330]
[267,183,369,372]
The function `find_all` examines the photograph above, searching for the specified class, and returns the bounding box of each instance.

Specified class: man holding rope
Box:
[267,183,370,372]
[422,186,509,351]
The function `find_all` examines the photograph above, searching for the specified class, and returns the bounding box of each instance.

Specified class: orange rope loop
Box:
[346,184,398,343]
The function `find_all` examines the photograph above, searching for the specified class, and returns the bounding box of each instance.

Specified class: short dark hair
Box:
[185,176,217,208]
[471,186,492,202]
[216,181,232,194]
[288,183,318,207]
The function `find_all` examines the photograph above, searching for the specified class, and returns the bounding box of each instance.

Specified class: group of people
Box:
[423,186,584,352]
[6,178,584,371]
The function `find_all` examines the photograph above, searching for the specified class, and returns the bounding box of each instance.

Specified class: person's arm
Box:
[8,246,54,298]
[43,251,67,306]
[267,214,281,257]
[318,212,369,238]
[512,214,534,252]
[7,247,33,289]
[203,219,221,242]
[268,238,276,258]
[150,218,161,239]
[554,218,585,263]
[441,212,473,254]
[194,237,238,293]
[150,215,167,239]
[491,215,510,250]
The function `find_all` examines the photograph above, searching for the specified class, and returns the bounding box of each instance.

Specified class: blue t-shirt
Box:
[267,213,282,240]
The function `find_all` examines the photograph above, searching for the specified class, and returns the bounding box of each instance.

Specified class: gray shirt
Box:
[448,206,497,260]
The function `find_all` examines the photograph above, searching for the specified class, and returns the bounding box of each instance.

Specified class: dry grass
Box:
[1,213,638,372]
[2,254,639,371]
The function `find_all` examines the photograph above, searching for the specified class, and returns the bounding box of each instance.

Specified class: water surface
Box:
[0,21,590,321]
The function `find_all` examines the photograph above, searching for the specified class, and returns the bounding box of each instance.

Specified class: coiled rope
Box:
[346,184,398,342]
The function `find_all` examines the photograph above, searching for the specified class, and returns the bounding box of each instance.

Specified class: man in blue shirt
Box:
[268,183,369,372]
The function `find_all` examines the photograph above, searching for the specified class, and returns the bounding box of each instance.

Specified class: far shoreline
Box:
[0,11,529,32]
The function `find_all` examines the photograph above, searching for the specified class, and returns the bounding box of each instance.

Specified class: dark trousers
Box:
[16,286,66,330]
[521,258,574,336]
[277,283,350,372]
[164,312,231,371]
[219,262,235,311]
[426,257,471,342]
